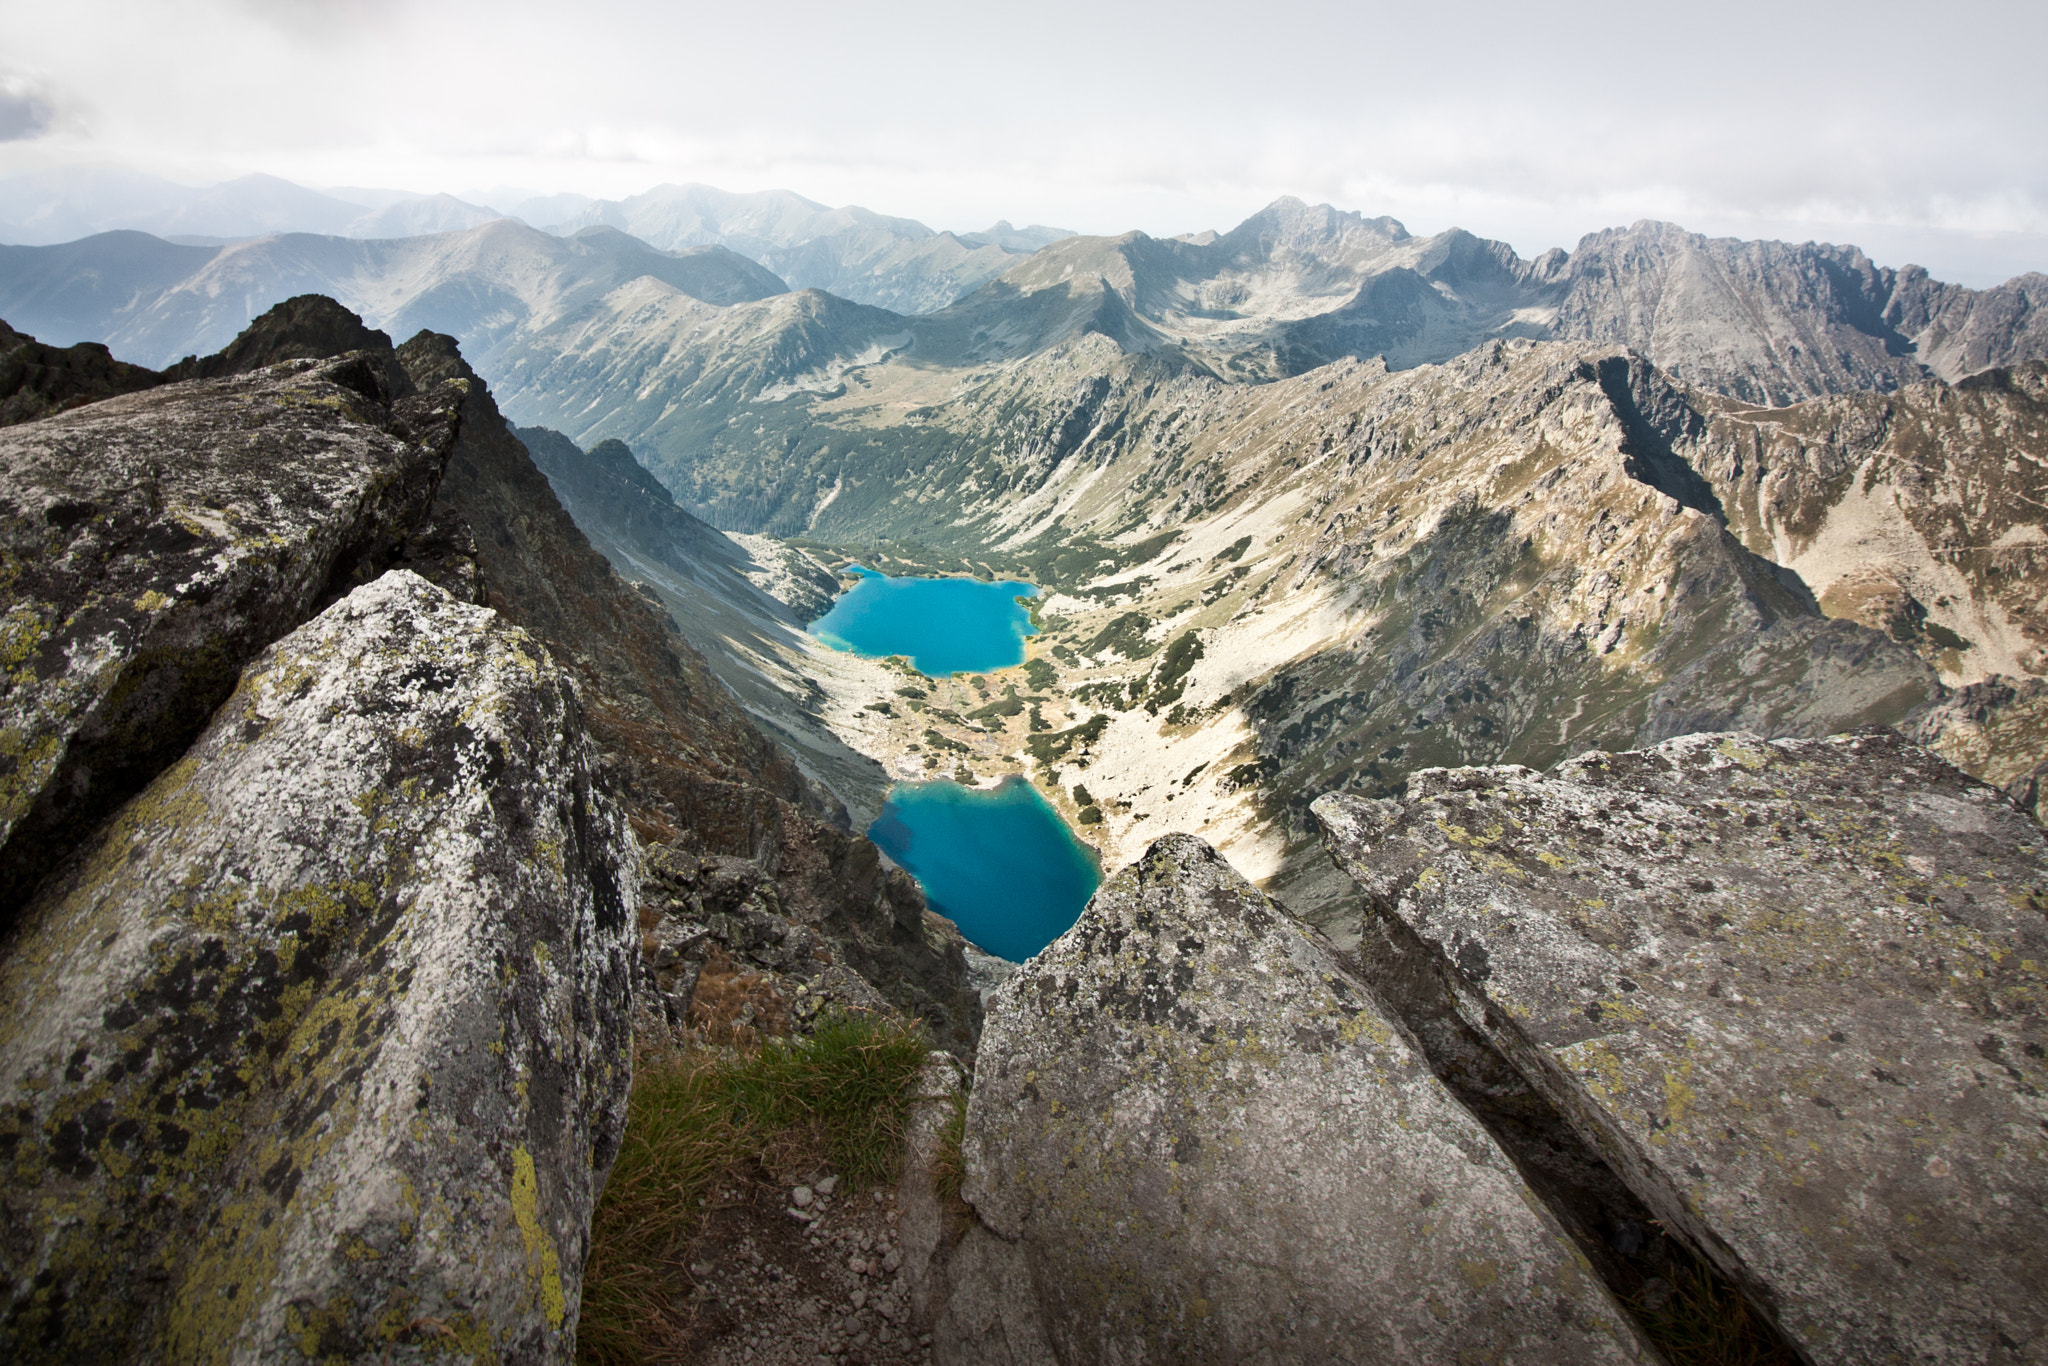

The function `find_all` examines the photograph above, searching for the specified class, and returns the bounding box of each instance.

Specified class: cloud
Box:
[0,0,2040,283]
[0,73,58,142]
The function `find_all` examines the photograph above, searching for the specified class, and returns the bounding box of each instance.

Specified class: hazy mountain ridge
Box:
[0,217,788,368]
[0,170,1073,316]
[0,168,505,245]
[554,183,1075,313]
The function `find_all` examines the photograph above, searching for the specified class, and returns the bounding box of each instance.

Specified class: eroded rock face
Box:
[1314,730,2048,1366]
[0,571,637,1363]
[944,833,1647,1365]
[0,353,463,914]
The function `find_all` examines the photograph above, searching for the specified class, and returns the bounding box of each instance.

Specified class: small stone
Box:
[814,1174,839,1196]
[850,1289,867,1310]
[881,1249,901,1273]
[848,1257,868,1275]
[792,1185,815,1208]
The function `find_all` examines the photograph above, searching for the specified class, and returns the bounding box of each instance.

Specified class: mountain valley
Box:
[9,194,2048,938]
[6,171,2048,1363]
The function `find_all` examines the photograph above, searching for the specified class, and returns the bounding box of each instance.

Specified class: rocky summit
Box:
[2,170,2047,1365]
[0,296,978,1360]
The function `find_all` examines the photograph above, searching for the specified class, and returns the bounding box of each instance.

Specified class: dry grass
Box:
[575,1011,931,1365]
[1639,1261,1798,1366]
[688,944,791,1047]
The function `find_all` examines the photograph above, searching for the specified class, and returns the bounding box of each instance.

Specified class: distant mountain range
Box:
[7,173,2048,936]
[0,169,1070,313]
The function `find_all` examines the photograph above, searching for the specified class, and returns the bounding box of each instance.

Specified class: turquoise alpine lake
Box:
[809,565,1038,676]
[867,777,1102,961]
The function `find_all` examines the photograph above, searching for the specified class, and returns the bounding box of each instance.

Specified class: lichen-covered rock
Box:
[1314,730,2048,1366]
[0,354,463,913]
[0,570,637,1363]
[945,833,1648,1365]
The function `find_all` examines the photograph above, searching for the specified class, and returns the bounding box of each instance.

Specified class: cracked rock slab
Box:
[0,570,637,1363]
[1314,729,2048,1366]
[948,832,1648,1365]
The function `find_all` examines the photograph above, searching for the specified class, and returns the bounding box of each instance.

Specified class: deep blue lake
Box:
[867,777,1101,961]
[809,566,1038,676]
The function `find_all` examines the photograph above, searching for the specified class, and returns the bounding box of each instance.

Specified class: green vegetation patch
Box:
[1210,535,1253,566]
[577,1014,930,1365]
[967,687,1027,721]
[1144,632,1205,716]
[923,728,973,755]
[1021,657,1059,691]
[1027,714,1109,767]
[1082,612,1159,660]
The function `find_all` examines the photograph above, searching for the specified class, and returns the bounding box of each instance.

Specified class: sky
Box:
[2,0,2044,285]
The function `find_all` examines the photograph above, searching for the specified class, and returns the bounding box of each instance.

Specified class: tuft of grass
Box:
[929,1090,967,1210]
[1638,1262,1798,1366]
[575,1011,930,1365]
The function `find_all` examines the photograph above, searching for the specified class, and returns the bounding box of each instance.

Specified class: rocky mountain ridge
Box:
[474,205,2047,529]
[0,297,979,1358]
[511,330,2048,936]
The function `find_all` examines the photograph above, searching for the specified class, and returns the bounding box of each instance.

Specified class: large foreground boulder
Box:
[1314,730,2048,1366]
[942,833,1649,1364]
[0,571,637,1363]
[0,353,463,915]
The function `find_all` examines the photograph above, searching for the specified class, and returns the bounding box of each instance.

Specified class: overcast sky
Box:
[2,0,2043,284]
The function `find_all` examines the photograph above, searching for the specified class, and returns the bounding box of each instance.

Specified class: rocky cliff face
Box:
[388,329,978,1048]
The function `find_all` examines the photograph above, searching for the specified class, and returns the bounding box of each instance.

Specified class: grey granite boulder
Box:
[1314,730,2048,1366]
[0,570,637,1363]
[943,833,1649,1365]
[0,355,464,914]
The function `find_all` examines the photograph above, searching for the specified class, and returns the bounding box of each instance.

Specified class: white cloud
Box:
[1,0,2041,282]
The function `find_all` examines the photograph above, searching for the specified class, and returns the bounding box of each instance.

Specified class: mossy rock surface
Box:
[0,571,637,1363]
[1316,728,2048,1366]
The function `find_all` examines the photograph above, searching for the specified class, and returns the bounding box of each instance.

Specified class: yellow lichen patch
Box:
[1715,738,1772,771]
[132,589,174,613]
[0,602,50,672]
[511,1146,566,1331]
[1459,1258,1500,1290]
